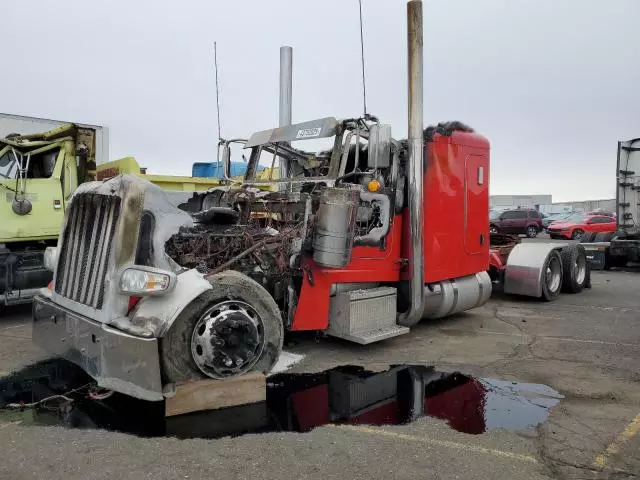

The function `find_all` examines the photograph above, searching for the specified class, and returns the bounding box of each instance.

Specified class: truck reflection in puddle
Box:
[0,360,562,439]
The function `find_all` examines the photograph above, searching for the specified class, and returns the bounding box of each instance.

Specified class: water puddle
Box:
[0,360,562,439]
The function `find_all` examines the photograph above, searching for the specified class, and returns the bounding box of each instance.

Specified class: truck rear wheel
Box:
[541,251,563,301]
[160,270,283,384]
[560,245,588,294]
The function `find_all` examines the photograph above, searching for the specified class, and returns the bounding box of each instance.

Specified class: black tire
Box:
[594,232,614,243]
[160,270,284,384]
[526,225,538,238]
[489,224,499,234]
[571,229,584,240]
[541,250,563,301]
[560,245,588,294]
[580,232,596,243]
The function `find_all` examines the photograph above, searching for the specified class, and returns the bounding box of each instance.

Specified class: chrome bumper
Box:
[32,295,164,401]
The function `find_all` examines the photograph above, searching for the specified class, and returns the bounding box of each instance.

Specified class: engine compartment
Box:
[163,132,396,317]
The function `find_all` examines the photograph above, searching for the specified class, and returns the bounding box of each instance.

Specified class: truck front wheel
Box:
[160,270,284,384]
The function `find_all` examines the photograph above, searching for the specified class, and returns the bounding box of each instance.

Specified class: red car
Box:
[547,213,616,240]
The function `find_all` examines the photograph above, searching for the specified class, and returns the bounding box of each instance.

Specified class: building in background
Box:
[538,199,616,215]
[490,195,552,210]
[490,194,616,215]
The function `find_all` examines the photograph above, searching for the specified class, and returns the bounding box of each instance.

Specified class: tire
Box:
[541,250,563,301]
[489,224,499,234]
[580,232,596,243]
[160,270,284,384]
[560,245,588,294]
[571,229,584,240]
[526,225,538,238]
[594,232,614,243]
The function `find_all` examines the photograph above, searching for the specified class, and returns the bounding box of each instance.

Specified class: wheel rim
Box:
[574,254,586,284]
[573,230,583,240]
[545,256,562,293]
[490,226,498,234]
[528,227,537,236]
[191,300,265,378]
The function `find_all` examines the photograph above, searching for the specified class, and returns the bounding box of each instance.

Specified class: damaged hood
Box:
[51,174,196,326]
[70,174,194,273]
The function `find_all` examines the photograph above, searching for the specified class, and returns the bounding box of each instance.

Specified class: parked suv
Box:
[489,208,543,237]
[546,213,616,240]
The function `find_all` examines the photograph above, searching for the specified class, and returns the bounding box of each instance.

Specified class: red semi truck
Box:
[32,0,589,401]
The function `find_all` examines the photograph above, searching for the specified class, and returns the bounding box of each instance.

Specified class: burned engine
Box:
[165,121,400,315]
[165,189,310,307]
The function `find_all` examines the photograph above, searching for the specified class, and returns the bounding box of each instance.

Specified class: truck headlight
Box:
[118,266,175,295]
[44,247,58,272]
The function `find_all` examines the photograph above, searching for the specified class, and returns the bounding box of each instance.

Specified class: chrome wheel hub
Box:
[574,255,586,284]
[545,257,562,293]
[191,300,264,378]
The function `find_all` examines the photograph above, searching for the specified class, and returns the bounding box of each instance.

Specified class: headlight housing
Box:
[118,266,176,296]
[44,247,58,272]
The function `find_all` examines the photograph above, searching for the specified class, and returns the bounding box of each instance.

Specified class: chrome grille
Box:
[55,193,121,309]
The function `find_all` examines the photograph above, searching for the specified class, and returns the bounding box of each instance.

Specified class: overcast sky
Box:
[2,0,638,202]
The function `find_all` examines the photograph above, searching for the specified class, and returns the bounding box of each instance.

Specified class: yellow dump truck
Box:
[0,121,223,305]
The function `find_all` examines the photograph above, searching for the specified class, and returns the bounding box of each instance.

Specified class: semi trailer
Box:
[580,138,640,269]
[32,0,590,401]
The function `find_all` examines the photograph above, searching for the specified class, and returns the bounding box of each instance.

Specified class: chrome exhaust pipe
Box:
[398,0,425,327]
[279,46,293,180]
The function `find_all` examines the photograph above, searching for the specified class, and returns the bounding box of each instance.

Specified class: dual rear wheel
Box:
[541,245,589,301]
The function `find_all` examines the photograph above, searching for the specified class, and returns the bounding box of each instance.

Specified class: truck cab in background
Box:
[0,123,104,304]
[0,119,226,305]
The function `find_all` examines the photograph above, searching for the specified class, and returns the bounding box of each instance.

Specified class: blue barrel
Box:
[192,162,264,178]
[192,162,218,177]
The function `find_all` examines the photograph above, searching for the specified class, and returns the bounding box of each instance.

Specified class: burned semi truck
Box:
[32,0,589,401]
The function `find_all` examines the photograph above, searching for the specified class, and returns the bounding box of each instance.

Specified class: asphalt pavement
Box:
[0,267,639,480]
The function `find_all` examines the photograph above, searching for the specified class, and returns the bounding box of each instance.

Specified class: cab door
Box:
[464,155,488,254]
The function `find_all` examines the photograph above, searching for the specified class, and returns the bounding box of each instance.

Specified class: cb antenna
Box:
[358,0,368,117]
[214,41,222,162]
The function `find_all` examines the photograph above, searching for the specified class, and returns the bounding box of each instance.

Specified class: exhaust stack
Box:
[279,46,293,180]
[398,0,425,327]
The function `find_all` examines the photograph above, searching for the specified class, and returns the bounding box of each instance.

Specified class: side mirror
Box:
[221,144,231,179]
[367,124,391,169]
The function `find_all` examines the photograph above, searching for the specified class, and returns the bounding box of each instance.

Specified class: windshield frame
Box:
[0,142,64,181]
